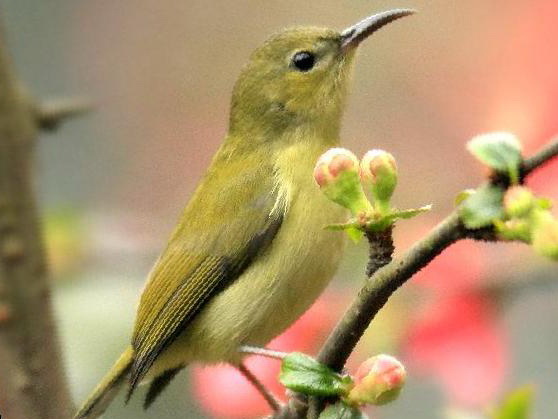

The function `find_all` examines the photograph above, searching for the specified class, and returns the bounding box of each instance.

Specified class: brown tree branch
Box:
[0,19,73,419]
[317,139,558,368]
[522,138,558,177]
[273,138,558,419]
[316,212,465,372]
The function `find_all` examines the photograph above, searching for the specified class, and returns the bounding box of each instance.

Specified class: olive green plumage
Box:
[130,152,284,391]
[75,9,413,418]
[75,348,133,418]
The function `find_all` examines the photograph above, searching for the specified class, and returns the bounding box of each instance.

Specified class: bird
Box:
[75,8,414,418]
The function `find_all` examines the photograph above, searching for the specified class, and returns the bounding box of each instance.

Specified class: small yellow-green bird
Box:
[75,9,413,418]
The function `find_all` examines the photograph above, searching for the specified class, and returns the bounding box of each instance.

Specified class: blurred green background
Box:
[2,0,558,418]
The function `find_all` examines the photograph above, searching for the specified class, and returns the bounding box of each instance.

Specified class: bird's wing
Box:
[129,154,284,393]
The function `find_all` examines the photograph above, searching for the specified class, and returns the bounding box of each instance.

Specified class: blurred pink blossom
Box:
[404,292,508,407]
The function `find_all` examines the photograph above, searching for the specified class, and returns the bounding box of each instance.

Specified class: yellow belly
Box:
[149,141,346,376]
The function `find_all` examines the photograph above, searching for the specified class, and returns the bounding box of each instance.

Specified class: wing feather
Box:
[128,154,284,394]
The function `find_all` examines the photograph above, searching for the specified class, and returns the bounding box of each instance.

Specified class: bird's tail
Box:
[74,346,134,419]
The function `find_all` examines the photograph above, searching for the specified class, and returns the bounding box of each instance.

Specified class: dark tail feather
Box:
[144,366,184,409]
[74,347,134,419]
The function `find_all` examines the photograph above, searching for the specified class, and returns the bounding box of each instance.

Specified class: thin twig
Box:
[308,226,395,419]
[365,226,395,277]
[317,212,464,371]
[237,363,283,411]
[239,345,289,360]
[522,138,558,177]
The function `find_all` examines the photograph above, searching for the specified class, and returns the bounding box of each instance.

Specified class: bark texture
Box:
[0,24,73,419]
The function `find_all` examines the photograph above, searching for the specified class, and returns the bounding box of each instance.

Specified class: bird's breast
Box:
[154,139,347,368]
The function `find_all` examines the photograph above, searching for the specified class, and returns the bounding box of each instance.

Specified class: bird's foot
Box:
[235,362,283,411]
[238,345,288,360]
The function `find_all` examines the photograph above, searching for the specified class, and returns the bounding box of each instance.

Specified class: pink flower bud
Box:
[346,354,406,406]
[360,150,398,209]
[503,186,535,218]
[313,148,371,215]
[313,148,359,188]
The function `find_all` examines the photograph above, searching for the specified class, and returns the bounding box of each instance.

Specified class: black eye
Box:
[291,51,315,72]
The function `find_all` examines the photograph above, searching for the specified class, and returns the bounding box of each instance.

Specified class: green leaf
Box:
[319,402,368,419]
[324,222,365,243]
[325,204,431,237]
[362,205,432,233]
[490,385,534,419]
[279,353,352,397]
[467,132,522,183]
[346,226,364,243]
[459,185,504,229]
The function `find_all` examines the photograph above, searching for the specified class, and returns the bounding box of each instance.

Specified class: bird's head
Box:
[228,9,414,141]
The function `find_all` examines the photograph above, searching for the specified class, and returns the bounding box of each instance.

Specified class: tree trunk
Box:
[0,22,73,419]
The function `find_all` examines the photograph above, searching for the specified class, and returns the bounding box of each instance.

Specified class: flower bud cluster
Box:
[496,185,558,260]
[313,148,398,216]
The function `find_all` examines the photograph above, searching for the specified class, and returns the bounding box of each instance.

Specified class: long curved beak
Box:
[340,8,416,52]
